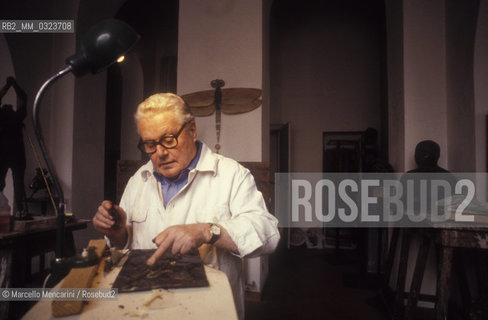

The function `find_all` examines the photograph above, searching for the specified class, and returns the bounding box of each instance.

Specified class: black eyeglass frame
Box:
[137,119,192,154]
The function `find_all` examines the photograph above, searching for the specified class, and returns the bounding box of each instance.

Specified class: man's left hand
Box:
[147,223,210,266]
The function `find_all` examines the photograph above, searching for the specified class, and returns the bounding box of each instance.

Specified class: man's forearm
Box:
[211,224,238,254]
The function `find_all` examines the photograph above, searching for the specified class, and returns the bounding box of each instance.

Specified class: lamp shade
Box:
[66,19,140,77]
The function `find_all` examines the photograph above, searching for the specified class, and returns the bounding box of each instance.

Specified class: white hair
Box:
[134,93,193,125]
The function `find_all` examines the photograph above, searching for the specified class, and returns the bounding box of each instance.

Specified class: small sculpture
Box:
[28,167,53,198]
[0,76,28,218]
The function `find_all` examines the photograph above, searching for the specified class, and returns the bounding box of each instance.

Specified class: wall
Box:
[0,1,78,214]
[262,0,273,162]
[119,57,144,161]
[446,0,479,172]
[47,10,77,212]
[475,1,488,176]
[178,0,264,161]
[403,0,448,171]
[270,0,384,172]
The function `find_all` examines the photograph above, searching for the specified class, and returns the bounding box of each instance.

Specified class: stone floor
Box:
[245,241,388,320]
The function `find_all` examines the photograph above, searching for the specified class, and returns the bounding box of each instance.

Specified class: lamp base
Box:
[46,250,100,287]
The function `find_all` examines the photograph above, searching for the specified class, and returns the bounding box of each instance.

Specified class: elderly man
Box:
[93,93,280,319]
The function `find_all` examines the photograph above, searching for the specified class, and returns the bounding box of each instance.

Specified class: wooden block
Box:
[51,239,106,317]
[245,290,262,302]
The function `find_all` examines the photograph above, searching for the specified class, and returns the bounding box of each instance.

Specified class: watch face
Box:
[209,224,221,245]
[210,224,221,235]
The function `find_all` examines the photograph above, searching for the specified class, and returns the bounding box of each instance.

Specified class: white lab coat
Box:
[117,142,280,319]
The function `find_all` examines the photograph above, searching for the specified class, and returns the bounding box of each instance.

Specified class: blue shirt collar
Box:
[153,140,202,185]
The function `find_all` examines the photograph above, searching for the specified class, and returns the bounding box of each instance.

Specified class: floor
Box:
[245,239,388,320]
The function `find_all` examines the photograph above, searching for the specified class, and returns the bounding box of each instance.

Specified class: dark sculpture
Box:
[0,76,28,217]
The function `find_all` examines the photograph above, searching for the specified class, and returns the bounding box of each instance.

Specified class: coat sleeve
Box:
[218,166,280,258]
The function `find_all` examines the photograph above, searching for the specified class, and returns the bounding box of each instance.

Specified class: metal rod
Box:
[211,79,224,154]
[32,66,73,260]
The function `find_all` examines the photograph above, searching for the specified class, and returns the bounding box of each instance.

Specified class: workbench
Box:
[22,257,238,320]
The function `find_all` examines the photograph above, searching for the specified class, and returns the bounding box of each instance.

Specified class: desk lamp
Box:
[32,19,140,283]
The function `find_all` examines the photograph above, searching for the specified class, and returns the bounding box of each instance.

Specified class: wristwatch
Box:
[208,223,221,245]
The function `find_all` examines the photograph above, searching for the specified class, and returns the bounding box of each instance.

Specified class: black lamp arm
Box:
[32,65,73,260]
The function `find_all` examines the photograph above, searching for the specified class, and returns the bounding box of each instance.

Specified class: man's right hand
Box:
[93,200,128,248]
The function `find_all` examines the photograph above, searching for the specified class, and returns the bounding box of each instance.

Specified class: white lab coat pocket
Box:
[130,207,162,249]
[130,208,148,223]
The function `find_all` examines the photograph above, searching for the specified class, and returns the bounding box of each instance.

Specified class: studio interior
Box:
[1,0,488,320]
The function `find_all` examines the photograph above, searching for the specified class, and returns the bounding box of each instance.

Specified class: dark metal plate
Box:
[112,249,209,293]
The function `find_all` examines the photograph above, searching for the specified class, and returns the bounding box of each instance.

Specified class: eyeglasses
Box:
[137,120,191,154]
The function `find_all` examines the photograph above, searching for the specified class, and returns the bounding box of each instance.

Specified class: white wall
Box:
[177,0,263,161]
[120,54,144,161]
[386,0,405,172]
[46,10,77,211]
